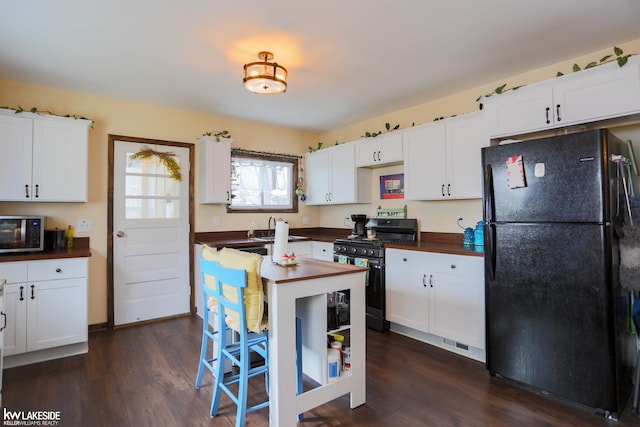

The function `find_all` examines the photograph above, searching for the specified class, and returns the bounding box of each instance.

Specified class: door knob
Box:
[116,231,125,238]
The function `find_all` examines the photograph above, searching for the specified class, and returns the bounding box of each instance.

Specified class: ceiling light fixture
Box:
[243,51,287,94]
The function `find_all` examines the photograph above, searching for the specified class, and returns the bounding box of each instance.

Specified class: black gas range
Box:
[333,218,418,332]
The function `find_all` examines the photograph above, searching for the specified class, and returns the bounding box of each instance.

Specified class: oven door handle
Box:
[369,263,382,292]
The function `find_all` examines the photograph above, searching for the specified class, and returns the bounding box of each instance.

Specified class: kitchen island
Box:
[261,257,368,427]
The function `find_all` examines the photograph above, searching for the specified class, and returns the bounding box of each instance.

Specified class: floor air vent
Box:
[443,338,469,351]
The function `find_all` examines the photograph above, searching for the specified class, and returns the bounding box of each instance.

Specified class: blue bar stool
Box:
[195,255,304,426]
[195,258,268,426]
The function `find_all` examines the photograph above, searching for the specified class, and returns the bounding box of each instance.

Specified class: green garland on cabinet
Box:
[201,130,231,141]
[476,46,636,108]
[1,105,93,123]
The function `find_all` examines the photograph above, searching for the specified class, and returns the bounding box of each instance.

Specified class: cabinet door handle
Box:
[226,190,230,202]
[402,257,407,262]
[441,184,445,197]
[556,104,561,122]
[19,285,24,301]
[377,150,381,162]
[422,274,427,287]
[0,311,6,332]
[56,268,62,273]
[429,274,434,288]
[31,284,35,300]
[34,184,39,198]
[447,183,451,196]
[545,107,551,124]
[25,184,30,199]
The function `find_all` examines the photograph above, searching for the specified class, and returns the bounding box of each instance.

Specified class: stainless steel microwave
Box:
[0,216,45,253]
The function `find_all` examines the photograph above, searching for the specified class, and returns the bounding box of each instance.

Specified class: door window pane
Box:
[125,151,181,219]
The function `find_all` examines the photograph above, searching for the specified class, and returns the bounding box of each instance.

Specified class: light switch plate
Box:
[76,218,92,233]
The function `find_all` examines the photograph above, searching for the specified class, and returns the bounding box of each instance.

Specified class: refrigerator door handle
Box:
[486,223,496,281]
[483,164,495,223]
[483,163,496,280]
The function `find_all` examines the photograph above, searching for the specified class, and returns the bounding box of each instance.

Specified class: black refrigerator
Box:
[482,129,635,419]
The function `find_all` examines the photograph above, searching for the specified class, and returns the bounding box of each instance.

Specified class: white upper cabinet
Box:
[484,56,640,138]
[305,143,372,205]
[198,136,232,204]
[354,132,403,167]
[0,109,90,202]
[403,112,488,200]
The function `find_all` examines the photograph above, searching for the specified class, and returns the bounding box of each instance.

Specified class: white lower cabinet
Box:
[385,249,485,361]
[285,241,313,258]
[312,241,334,262]
[1,258,88,367]
[0,279,4,406]
[385,250,429,332]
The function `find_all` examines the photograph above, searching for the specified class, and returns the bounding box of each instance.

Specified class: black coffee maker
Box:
[350,214,367,238]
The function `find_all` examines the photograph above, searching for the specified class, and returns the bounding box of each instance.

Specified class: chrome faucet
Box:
[268,216,277,237]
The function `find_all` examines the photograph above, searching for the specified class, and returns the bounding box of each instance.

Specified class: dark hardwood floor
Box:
[4,316,639,426]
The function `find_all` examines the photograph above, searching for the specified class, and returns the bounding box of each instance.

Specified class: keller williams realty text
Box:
[3,408,61,425]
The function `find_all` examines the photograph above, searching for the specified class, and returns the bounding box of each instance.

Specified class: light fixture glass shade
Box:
[243,51,287,94]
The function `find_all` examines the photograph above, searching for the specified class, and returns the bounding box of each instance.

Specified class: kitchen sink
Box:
[252,235,308,242]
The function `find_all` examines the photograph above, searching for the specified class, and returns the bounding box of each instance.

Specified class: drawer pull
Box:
[19,285,24,301]
[31,284,35,300]
[402,257,407,262]
[450,264,456,269]
[56,268,62,273]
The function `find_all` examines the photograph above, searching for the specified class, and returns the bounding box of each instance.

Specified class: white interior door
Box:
[113,141,190,326]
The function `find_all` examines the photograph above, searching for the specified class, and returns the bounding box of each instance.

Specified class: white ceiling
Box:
[2,1,640,132]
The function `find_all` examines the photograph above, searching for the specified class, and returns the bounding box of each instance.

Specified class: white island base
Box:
[262,257,367,427]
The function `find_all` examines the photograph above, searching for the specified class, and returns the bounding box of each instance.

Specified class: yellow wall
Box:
[317,39,640,231]
[0,82,319,325]
[1,38,639,325]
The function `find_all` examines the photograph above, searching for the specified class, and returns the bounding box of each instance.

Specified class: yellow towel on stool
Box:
[201,245,220,312]
[201,245,266,333]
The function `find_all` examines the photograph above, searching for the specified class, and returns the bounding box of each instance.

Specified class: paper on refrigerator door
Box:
[272,220,289,263]
[506,155,527,189]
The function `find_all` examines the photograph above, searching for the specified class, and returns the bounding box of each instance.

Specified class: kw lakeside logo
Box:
[3,408,61,425]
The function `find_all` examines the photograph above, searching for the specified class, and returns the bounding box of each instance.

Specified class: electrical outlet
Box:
[76,218,92,233]
[344,217,353,227]
[302,216,310,225]
[213,216,221,227]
